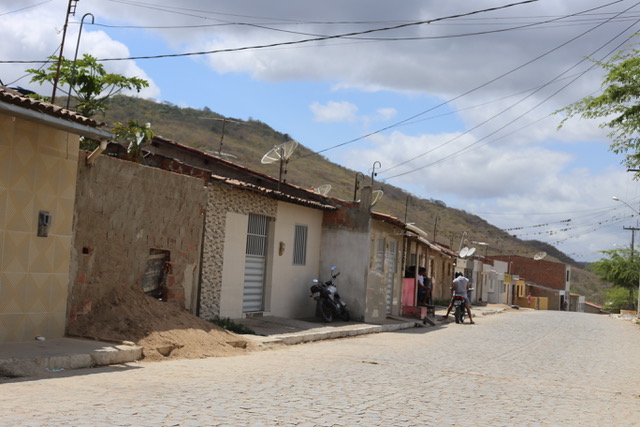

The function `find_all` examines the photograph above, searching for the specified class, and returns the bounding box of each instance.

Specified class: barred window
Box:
[293,224,308,265]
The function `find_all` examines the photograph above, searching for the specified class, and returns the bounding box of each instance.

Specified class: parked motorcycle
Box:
[310,266,350,323]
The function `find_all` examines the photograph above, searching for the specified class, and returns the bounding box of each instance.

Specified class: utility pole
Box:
[51,0,79,104]
[623,226,640,313]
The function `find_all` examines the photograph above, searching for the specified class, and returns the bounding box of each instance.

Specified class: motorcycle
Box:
[310,266,350,323]
[452,295,466,324]
[452,288,474,324]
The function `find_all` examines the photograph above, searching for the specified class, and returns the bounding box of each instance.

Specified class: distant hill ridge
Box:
[101,95,608,304]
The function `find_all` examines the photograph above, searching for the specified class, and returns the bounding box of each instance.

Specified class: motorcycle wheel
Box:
[319,299,334,323]
[454,307,463,324]
[339,308,350,322]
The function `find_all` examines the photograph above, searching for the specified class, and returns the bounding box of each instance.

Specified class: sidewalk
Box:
[0,305,504,379]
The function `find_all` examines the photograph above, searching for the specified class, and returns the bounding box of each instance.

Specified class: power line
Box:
[295,0,628,162]
[380,0,640,180]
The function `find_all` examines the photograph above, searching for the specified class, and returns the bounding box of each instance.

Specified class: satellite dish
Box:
[466,247,476,257]
[315,184,331,196]
[533,251,547,260]
[371,190,383,206]
[459,247,469,258]
[261,141,298,164]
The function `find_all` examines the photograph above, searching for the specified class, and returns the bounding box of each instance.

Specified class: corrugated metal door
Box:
[385,240,397,314]
[243,214,269,313]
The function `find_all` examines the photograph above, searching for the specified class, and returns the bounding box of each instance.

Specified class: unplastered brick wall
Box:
[68,154,207,324]
[199,183,277,320]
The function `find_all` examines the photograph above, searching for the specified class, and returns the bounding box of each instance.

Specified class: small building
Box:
[0,86,111,342]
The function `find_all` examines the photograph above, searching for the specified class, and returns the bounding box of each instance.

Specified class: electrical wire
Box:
[379,1,640,180]
[294,0,629,162]
[0,0,53,17]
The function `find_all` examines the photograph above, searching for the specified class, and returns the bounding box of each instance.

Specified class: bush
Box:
[208,316,255,334]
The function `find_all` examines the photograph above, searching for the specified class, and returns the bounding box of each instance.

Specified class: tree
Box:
[559,42,640,174]
[27,54,149,118]
[111,120,154,163]
[588,248,638,310]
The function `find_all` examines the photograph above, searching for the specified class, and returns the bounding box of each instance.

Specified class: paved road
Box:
[1,311,639,426]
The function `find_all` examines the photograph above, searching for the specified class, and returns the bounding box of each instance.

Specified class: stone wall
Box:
[199,183,277,320]
[68,154,207,324]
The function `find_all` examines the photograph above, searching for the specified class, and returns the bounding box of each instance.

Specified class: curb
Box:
[0,341,142,379]
[247,321,418,348]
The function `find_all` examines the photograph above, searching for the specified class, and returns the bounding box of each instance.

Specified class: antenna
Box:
[459,247,469,258]
[533,251,547,260]
[261,140,298,189]
[371,190,383,206]
[314,184,331,196]
[466,247,476,257]
[198,117,246,159]
[261,141,298,164]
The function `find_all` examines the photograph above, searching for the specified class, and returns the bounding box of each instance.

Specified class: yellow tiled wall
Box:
[0,114,79,342]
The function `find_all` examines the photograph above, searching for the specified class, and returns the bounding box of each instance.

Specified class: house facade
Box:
[199,177,331,320]
[0,87,110,342]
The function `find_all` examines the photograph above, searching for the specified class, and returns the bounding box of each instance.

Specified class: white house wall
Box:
[219,212,248,319]
[269,201,323,319]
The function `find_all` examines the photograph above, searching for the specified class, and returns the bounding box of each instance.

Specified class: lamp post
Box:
[612,196,640,317]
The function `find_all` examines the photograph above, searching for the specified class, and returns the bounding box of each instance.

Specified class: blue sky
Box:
[3,0,640,261]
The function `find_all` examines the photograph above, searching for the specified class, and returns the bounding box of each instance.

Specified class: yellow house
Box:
[0,87,111,342]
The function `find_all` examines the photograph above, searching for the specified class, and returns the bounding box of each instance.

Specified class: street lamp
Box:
[612,196,640,318]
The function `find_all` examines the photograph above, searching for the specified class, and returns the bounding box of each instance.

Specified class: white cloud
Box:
[310,101,358,123]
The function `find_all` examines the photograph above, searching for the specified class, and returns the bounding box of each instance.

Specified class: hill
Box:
[100,95,610,304]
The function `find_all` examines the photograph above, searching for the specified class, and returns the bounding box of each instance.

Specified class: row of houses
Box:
[0,86,596,343]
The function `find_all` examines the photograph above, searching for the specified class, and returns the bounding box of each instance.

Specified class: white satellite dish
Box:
[315,184,331,196]
[459,247,469,258]
[466,247,476,257]
[261,141,298,164]
[533,251,547,260]
[371,190,383,206]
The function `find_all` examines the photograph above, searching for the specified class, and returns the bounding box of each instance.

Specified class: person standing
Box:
[417,267,427,305]
[441,271,474,324]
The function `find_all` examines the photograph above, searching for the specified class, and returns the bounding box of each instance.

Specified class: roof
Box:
[210,174,336,210]
[371,211,405,229]
[0,86,102,128]
[0,86,112,141]
[144,135,336,210]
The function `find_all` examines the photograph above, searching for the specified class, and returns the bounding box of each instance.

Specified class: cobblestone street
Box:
[1,311,639,426]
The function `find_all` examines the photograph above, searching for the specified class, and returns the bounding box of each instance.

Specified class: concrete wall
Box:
[321,190,372,322]
[270,201,323,318]
[368,221,403,319]
[0,114,80,342]
[68,154,207,324]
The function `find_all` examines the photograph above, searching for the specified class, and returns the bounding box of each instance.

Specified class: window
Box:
[293,224,308,265]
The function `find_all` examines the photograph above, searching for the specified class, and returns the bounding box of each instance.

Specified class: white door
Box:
[243,214,269,313]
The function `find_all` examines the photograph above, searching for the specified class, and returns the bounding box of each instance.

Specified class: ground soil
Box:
[66,286,256,362]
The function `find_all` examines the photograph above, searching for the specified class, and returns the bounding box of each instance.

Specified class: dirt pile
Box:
[67,286,255,361]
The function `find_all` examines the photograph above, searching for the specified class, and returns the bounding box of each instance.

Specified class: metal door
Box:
[243,214,269,312]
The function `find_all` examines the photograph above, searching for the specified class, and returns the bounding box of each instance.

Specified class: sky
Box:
[3,0,640,262]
